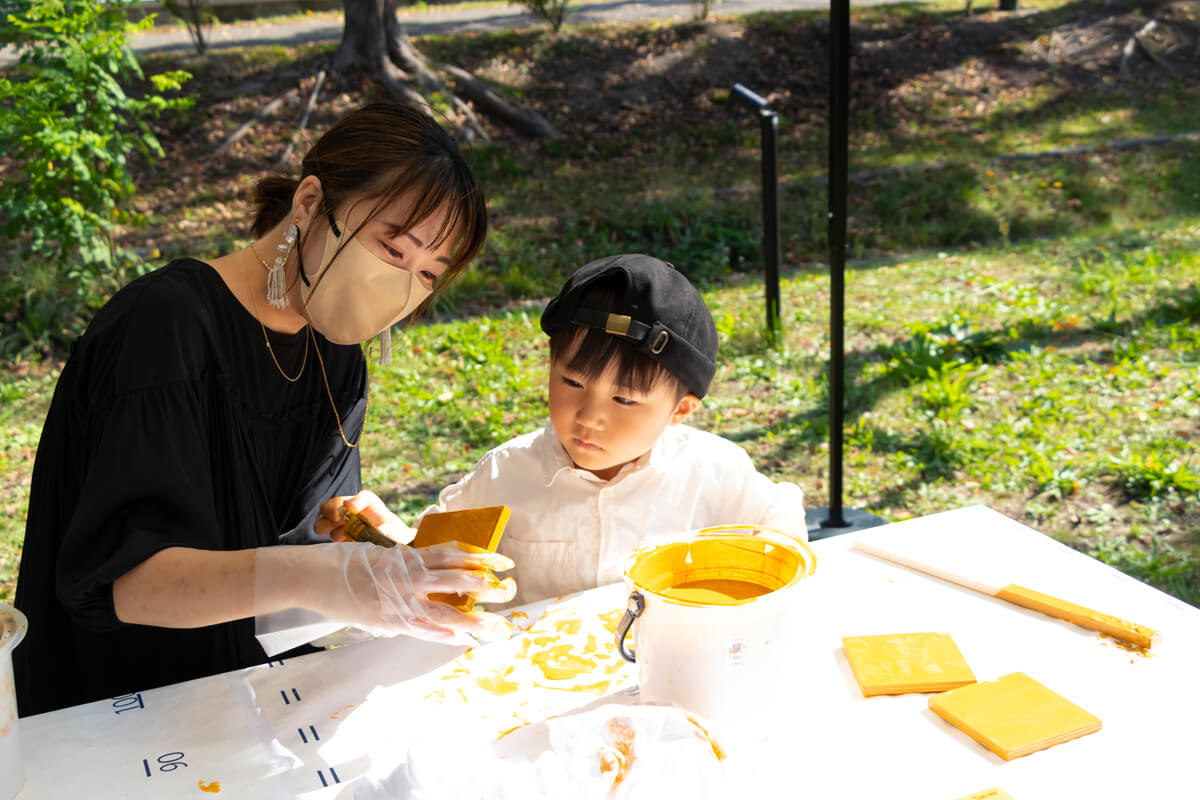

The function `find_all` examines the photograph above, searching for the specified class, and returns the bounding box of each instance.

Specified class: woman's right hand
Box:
[255,541,517,645]
[315,490,415,544]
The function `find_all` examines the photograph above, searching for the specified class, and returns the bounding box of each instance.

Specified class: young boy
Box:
[418,253,806,607]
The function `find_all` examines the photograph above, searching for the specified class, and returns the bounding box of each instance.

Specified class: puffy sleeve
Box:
[56,378,225,631]
[50,268,255,633]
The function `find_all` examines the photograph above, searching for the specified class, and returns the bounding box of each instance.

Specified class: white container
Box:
[615,526,816,742]
[0,604,28,800]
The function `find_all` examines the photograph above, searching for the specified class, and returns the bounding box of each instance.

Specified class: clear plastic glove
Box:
[255,541,517,647]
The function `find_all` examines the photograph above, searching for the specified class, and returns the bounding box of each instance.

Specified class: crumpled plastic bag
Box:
[356,703,728,800]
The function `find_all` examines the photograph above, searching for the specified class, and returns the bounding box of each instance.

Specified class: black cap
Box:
[540,254,718,398]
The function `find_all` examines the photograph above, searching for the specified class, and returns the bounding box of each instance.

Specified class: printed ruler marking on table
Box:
[317,768,341,787]
[298,724,321,744]
[280,687,302,705]
[142,752,188,777]
[112,692,145,714]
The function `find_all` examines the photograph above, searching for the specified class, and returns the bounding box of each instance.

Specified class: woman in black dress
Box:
[14,103,515,716]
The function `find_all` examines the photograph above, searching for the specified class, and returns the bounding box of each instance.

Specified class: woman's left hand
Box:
[316,490,416,544]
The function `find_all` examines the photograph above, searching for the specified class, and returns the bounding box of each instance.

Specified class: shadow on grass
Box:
[719,282,1200,468]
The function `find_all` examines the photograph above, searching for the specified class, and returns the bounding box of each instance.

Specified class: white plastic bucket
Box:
[615,525,816,740]
[1,604,28,800]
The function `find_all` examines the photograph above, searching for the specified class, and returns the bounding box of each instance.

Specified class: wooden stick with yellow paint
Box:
[852,538,1161,649]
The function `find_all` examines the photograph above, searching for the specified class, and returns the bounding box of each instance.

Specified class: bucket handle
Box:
[614,591,644,663]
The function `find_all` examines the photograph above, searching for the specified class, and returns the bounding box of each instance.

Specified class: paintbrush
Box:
[852,537,1161,649]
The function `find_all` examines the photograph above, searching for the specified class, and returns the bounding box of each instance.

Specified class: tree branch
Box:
[215,86,301,158]
[1119,19,1157,74]
[277,69,327,167]
[390,28,490,143]
[440,63,562,140]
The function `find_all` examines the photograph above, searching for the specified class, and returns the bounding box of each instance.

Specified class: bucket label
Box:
[727,638,746,668]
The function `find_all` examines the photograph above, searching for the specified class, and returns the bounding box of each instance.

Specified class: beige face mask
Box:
[301,215,433,345]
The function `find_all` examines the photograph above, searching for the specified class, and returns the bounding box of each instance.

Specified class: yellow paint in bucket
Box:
[627,527,814,607]
[617,526,817,740]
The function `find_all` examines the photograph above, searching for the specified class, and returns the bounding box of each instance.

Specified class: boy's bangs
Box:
[554,325,679,396]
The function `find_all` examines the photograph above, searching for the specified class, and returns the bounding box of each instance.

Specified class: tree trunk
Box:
[329,0,560,141]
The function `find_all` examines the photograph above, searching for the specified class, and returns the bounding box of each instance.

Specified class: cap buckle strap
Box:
[650,330,669,354]
[605,313,632,337]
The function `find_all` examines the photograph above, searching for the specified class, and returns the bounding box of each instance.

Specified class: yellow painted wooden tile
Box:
[413,505,510,550]
[841,632,976,697]
[414,506,511,611]
[929,672,1101,760]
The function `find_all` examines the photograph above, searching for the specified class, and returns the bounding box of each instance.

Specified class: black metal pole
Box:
[761,108,781,341]
[732,83,782,340]
[825,0,850,528]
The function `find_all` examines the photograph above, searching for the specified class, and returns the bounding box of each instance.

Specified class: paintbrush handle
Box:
[850,539,1003,595]
[994,584,1160,649]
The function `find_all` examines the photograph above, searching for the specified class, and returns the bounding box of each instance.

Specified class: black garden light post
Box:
[807,0,885,538]
[731,83,782,342]
[730,34,882,538]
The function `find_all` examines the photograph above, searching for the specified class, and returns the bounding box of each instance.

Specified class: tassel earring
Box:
[379,326,393,366]
[266,221,299,309]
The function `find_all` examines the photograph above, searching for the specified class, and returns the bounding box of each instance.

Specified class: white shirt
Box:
[419,423,806,607]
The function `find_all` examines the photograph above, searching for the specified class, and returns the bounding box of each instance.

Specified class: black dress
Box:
[14,259,367,716]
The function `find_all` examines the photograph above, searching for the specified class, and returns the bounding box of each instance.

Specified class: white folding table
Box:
[13,505,1200,798]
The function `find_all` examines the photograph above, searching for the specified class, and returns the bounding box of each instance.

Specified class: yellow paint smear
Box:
[683,713,726,762]
[1100,634,1154,658]
[531,645,598,680]
[599,609,624,633]
[495,723,526,740]
[509,611,529,620]
[995,584,1159,649]
[954,789,1014,800]
[553,618,582,635]
[198,781,221,794]
[929,672,1101,761]
[841,632,976,696]
[477,666,520,695]
[534,680,613,695]
[600,718,637,794]
[329,704,355,720]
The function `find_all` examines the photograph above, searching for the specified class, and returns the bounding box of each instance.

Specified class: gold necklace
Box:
[248,241,274,272]
[259,318,309,382]
[310,325,369,449]
[247,250,308,382]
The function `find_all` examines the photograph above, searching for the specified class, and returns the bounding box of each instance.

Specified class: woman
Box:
[14,103,514,716]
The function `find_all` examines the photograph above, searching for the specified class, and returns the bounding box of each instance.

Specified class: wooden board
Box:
[929,672,1101,760]
[842,632,976,696]
[414,506,511,611]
